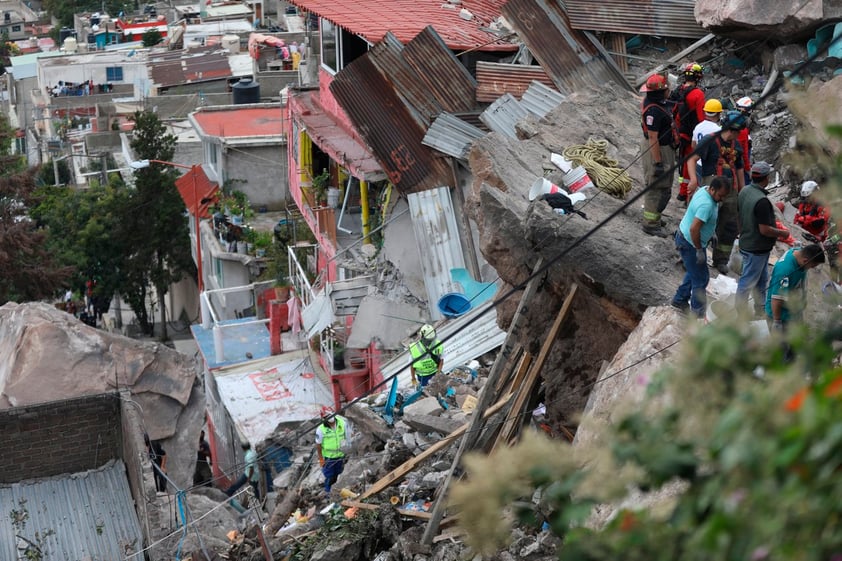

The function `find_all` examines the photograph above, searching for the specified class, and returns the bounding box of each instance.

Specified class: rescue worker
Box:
[671,176,733,318]
[735,162,790,318]
[315,407,351,494]
[735,96,754,183]
[692,98,723,146]
[766,244,825,331]
[794,180,831,241]
[672,62,706,202]
[686,110,747,272]
[640,73,678,238]
[409,324,444,387]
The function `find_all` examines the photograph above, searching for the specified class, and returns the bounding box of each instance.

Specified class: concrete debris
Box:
[694,0,832,40]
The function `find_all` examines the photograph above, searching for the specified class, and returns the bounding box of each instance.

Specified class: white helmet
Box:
[801,180,819,198]
[419,324,436,341]
[736,96,753,110]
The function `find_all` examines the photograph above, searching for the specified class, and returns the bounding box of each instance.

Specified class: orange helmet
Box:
[642,73,668,92]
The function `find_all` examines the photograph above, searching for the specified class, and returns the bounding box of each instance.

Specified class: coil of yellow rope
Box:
[562,138,632,199]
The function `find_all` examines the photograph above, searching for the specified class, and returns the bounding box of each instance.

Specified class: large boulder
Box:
[694,0,830,40]
[0,302,197,440]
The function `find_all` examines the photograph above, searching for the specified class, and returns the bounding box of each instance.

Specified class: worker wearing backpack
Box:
[671,62,706,203]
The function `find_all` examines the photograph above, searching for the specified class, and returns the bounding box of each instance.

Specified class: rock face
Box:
[0,302,197,440]
[468,86,684,425]
[694,0,827,40]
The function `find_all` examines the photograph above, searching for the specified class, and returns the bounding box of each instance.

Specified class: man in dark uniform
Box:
[640,73,678,238]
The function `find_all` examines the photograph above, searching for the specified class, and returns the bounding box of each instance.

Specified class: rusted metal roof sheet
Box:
[148,50,232,87]
[285,0,517,52]
[369,33,444,126]
[0,460,143,561]
[422,112,486,159]
[480,93,529,139]
[563,0,706,39]
[331,29,464,192]
[520,80,567,118]
[407,187,466,320]
[502,0,632,94]
[175,165,219,219]
[402,26,477,115]
[475,61,555,102]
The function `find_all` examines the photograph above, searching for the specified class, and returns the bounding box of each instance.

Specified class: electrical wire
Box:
[156,27,842,503]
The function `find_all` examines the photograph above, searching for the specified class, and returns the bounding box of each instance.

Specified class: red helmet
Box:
[643,73,668,92]
[683,62,703,79]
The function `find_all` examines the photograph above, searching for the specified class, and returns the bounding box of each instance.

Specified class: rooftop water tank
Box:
[63,37,78,53]
[232,78,260,105]
[221,34,240,53]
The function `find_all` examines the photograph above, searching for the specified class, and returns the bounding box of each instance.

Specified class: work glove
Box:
[653,162,666,177]
[772,320,784,332]
[695,248,706,266]
[710,233,718,248]
[319,457,325,467]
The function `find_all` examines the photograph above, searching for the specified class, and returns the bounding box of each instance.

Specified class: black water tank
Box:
[59,27,76,42]
[232,78,260,105]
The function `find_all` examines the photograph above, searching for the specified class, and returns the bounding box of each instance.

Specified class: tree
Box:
[124,110,194,339]
[0,114,71,303]
[142,29,163,48]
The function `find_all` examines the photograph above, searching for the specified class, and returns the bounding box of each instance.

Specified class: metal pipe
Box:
[360,180,370,243]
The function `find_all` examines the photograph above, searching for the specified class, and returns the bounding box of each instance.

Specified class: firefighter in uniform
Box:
[640,73,678,238]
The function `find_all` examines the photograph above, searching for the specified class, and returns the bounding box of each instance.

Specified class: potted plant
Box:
[254,230,273,257]
[243,227,257,253]
[311,168,330,207]
[225,190,252,225]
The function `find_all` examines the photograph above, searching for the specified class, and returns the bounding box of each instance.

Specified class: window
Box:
[106,66,124,81]
[320,18,338,73]
[205,141,218,174]
[319,18,369,74]
[11,25,21,32]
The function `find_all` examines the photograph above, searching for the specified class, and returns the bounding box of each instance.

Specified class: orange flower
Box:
[619,510,638,532]
[785,387,809,412]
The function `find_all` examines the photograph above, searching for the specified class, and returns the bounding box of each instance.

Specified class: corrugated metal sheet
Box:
[402,26,477,115]
[480,93,530,139]
[378,299,506,389]
[370,33,444,126]
[520,80,567,118]
[563,0,705,39]
[475,61,555,102]
[330,39,452,192]
[285,0,517,52]
[422,112,486,159]
[329,275,375,316]
[212,350,334,446]
[0,460,143,561]
[407,187,466,320]
[502,0,632,95]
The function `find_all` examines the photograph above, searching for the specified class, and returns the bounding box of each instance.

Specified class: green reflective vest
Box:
[320,417,346,459]
[410,339,442,376]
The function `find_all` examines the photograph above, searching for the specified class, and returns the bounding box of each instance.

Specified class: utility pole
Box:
[99,152,108,185]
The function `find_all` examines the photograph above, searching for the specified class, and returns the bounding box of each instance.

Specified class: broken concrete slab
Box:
[345,294,428,350]
[402,396,443,417]
[402,413,463,436]
[695,0,826,40]
[343,402,393,444]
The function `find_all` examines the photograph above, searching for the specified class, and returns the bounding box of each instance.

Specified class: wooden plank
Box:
[494,346,523,395]
[421,259,547,545]
[634,33,715,87]
[494,284,578,450]
[503,351,533,395]
[358,393,513,500]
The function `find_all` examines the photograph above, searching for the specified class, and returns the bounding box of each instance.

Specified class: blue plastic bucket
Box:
[437,292,471,318]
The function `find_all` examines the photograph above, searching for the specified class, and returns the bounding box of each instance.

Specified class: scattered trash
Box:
[461,395,478,412]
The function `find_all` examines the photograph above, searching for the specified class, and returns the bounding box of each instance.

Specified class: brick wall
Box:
[0,393,122,484]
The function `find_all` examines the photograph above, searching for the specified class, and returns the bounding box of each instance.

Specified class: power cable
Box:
[171,29,842,499]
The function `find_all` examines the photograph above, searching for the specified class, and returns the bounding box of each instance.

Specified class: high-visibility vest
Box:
[320,417,346,459]
[410,340,442,376]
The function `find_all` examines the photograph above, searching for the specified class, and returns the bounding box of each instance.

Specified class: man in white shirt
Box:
[690,98,723,170]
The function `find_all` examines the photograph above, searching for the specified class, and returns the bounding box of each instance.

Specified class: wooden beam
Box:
[634,33,716,87]
[421,259,547,545]
[494,284,578,450]
[358,393,513,500]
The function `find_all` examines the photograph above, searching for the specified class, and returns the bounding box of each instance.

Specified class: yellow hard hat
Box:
[703,99,723,113]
